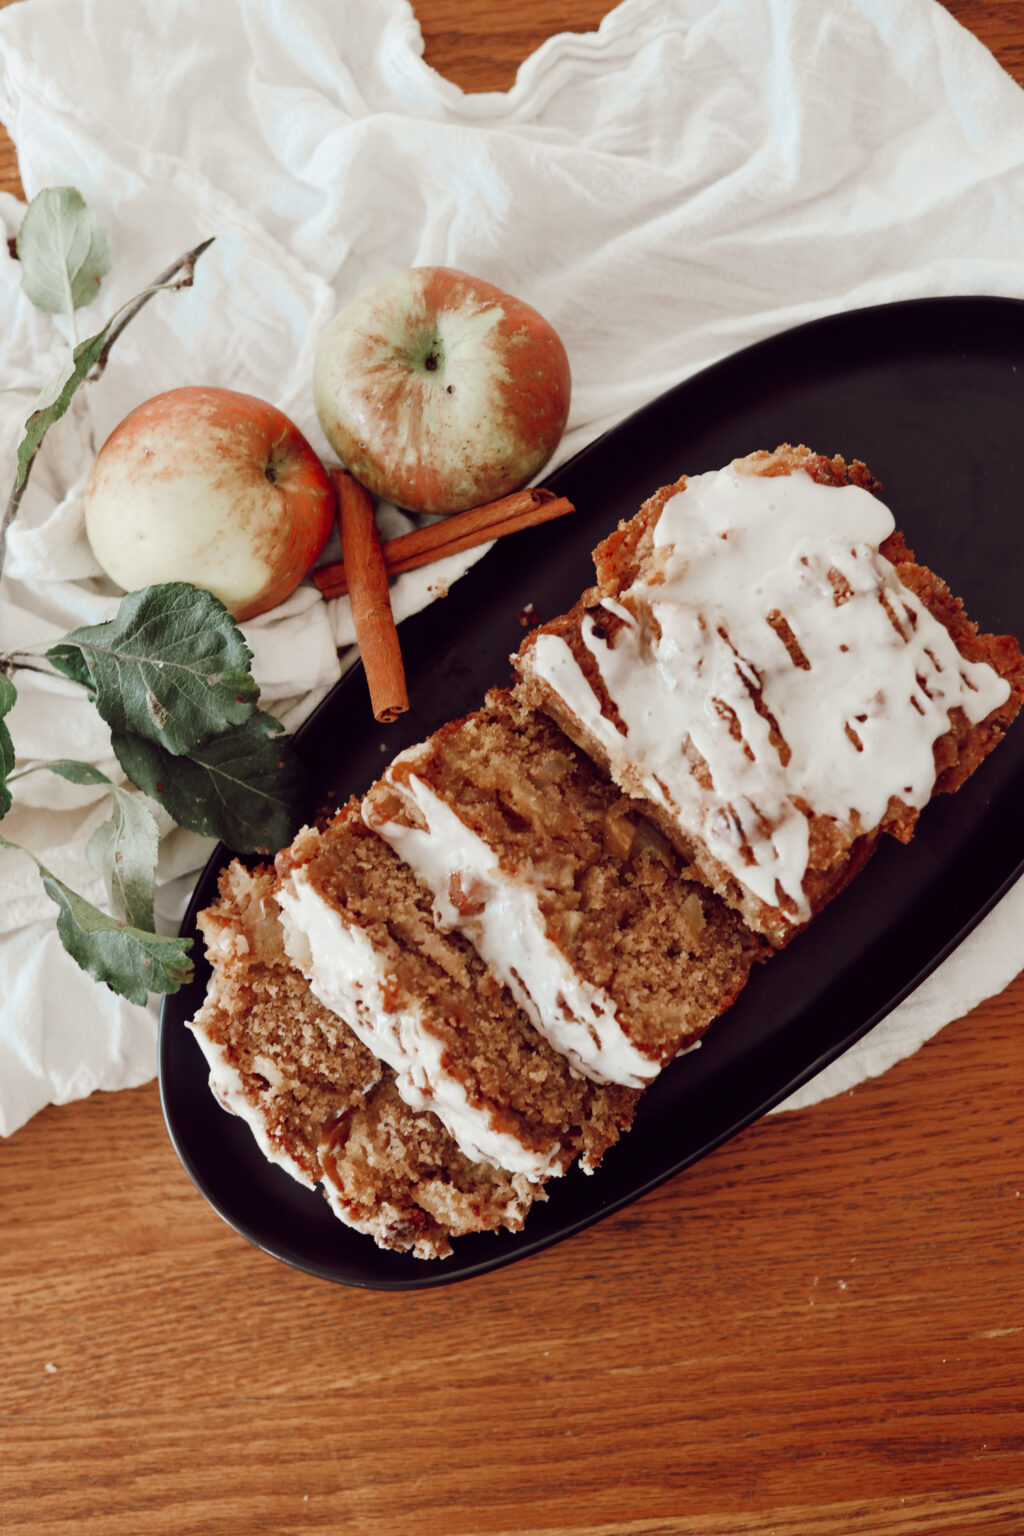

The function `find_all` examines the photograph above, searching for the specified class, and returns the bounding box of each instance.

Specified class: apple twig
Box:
[87,237,215,383]
[0,236,215,580]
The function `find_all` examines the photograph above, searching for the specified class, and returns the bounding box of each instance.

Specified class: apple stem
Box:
[0,653,60,681]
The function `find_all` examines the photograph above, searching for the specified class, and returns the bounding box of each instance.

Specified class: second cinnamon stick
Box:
[314,486,575,600]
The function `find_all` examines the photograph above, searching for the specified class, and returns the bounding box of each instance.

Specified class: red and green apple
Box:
[312,266,571,515]
[84,386,335,621]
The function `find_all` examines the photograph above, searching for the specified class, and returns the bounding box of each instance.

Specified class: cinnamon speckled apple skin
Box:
[313,267,572,515]
[84,387,335,621]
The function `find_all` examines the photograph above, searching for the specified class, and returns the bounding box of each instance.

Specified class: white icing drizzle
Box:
[364,769,661,1089]
[276,869,562,1181]
[526,462,1010,924]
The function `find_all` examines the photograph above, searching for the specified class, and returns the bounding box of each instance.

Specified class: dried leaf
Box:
[14,323,110,491]
[87,785,161,932]
[16,187,112,315]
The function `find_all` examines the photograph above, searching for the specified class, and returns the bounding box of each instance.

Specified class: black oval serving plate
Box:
[160,296,1024,1290]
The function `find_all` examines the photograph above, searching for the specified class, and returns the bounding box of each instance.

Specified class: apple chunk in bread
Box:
[313,266,571,515]
[84,386,335,621]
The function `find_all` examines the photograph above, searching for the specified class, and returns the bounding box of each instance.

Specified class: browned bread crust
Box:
[515,446,1024,945]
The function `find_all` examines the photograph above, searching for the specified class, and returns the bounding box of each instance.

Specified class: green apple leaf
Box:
[0,673,16,819]
[41,644,94,692]
[47,584,260,755]
[14,322,111,492]
[112,711,305,855]
[42,872,191,1005]
[1,746,113,820]
[41,759,114,787]
[16,187,112,316]
[87,785,161,932]
[0,836,192,1005]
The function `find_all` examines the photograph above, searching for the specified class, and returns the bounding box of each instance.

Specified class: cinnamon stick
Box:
[314,486,575,600]
[332,468,408,724]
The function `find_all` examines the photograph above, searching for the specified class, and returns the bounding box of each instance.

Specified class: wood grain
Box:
[1,4,1022,1535]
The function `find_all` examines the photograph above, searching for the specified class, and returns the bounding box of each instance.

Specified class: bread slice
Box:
[515,445,1024,944]
[363,687,764,1087]
[274,805,639,1181]
[190,861,542,1259]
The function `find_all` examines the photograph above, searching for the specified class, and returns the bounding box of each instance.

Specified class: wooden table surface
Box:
[1,3,1022,1534]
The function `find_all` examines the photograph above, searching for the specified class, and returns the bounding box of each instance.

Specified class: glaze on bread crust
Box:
[515,446,1024,945]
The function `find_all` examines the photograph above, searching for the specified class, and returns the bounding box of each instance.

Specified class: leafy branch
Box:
[0,586,307,1002]
[0,190,306,1004]
[0,186,214,576]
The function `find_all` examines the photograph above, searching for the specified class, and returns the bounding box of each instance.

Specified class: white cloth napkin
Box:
[0,0,1021,1137]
